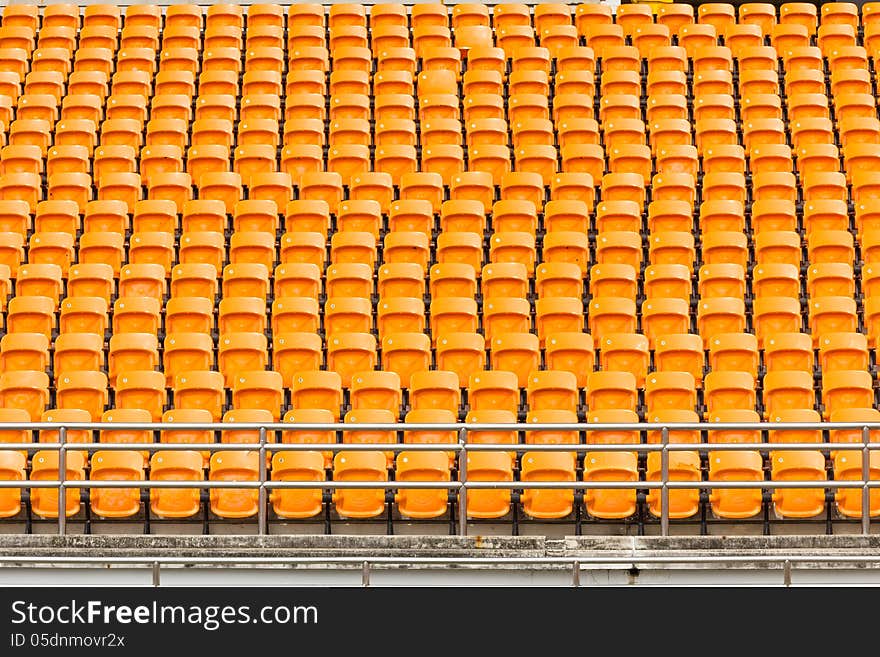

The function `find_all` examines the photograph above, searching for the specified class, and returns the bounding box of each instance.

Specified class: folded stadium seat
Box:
[377,295,427,339]
[0,171,42,213]
[220,409,278,450]
[1,4,39,30]
[833,446,880,519]
[0,407,31,456]
[186,147,230,189]
[534,298,585,346]
[524,371,578,414]
[762,370,817,418]
[191,118,235,151]
[218,332,269,388]
[543,199,590,234]
[752,297,805,348]
[271,331,323,386]
[770,448,827,519]
[290,370,344,420]
[648,232,696,272]
[283,200,331,237]
[594,231,642,272]
[52,297,104,335]
[754,231,802,269]
[270,297,320,335]
[644,408,702,516]
[762,332,814,374]
[30,449,87,519]
[791,116,835,152]
[286,2,323,31]
[486,332,539,389]
[584,371,638,413]
[821,369,875,420]
[646,70,687,98]
[706,331,759,382]
[598,333,650,390]
[708,450,765,519]
[535,262,582,300]
[587,297,638,343]
[520,450,577,520]
[863,262,880,300]
[158,409,213,468]
[169,263,220,300]
[644,371,698,414]
[274,262,324,299]
[279,232,326,270]
[108,333,160,387]
[377,261,424,300]
[0,453,25,519]
[655,2,694,32]
[114,371,167,422]
[703,370,757,417]
[802,169,848,203]
[481,263,529,301]
[0,199,32,236]
[268,449,326,520]
[208,451,260,520]
[325,332,378,389]
[808,296,859,346]
[802,200,849,234]
[53,333,104,381]
[89,447,146,519]
[54,370,108,422]
[807,263,856,300]
[37,409,90,466]
[5,293,55,338]
[426,264,476,303]
[749,200,796,235]
[0,232,24,277]
[120,24,159,51]
[698,264,747,300]
[0,330,49,373]
[439,200,485,235]
[817,332,869,374]
[596,199,642,233]
[230,370,284,422]
[738,2,776,34]
[99,408,151,456]
[544,333,595,389]
[127,231,176,275]
[582,446,638,521]
[171,371,225,422]
[111,297,161,336]
[584,23,624,61]
[807,227,856,267]
[482,295,532,341]
[726,23,765,58]
[340,409,396,468]
[80,197,135,236]
[329,449,390,520]
[149,450,204,519]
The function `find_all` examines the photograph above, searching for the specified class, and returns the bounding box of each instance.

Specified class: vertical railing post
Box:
[458,427,467,536]
[863,426,871,536]
[258,426,267,535]
[660,426,669,537]
[58,426,67,536]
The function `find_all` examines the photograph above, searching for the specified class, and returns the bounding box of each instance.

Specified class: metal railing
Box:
[1,553,879,587]
[0,420,878,536]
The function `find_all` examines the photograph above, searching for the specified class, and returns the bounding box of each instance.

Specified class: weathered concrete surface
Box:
[0,534,879,566]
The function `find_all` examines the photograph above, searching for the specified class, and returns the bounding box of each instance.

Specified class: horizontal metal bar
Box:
[0,480,873,490]
[6,422,880,432]
[3,441,878,452]
[1,554,879,568]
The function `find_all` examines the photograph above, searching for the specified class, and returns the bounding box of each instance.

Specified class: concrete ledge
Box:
[1,534,880,564]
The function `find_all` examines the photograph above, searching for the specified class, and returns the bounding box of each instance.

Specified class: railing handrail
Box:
[1,420,877,537]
